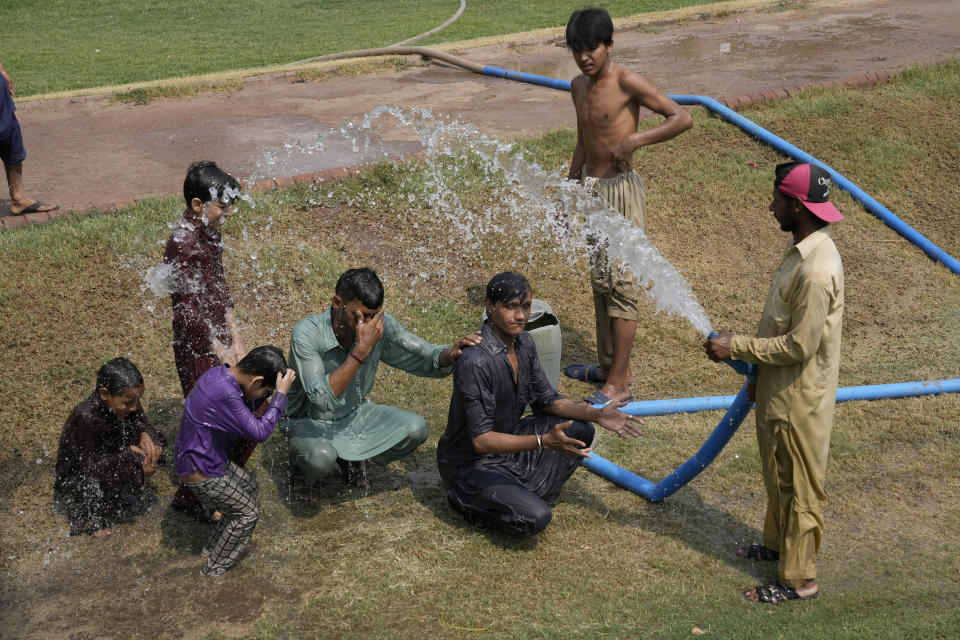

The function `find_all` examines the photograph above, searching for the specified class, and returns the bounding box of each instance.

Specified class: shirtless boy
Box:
[564,7,693,402]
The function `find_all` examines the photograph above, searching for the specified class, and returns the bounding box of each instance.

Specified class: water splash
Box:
[143,262,175,297]
[129,105,713,347]
[587,212,713,336]
[330,105,714,336]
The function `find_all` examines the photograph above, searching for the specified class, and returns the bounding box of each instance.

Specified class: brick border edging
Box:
[1,69,894,230]
[715,70,890,110]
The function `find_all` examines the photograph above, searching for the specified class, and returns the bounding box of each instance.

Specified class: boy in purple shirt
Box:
[175,346,296,577]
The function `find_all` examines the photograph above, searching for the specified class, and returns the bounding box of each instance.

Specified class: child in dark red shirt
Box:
[55,358,165,537]
[164,161,256,521]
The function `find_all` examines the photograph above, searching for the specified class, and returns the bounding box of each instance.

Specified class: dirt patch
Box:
[1,543,293,640]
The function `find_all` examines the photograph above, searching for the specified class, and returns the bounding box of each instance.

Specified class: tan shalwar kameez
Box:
[729,227,844,588]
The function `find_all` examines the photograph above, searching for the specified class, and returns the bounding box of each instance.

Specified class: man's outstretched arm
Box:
[547,393,644,438]
[472,421,591,458]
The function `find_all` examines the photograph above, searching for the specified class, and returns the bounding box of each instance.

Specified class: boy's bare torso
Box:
[569,48,691,184]
[572,63,642,179]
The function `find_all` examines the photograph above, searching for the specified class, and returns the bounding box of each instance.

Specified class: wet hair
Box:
[335,268,384,309]
[566,7,614,51]
[96,357,144,396]
[235,346,287,389]
[485,272,532,305]
[183,161,240,208]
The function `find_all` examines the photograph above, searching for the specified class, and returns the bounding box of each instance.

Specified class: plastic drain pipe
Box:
[582,334,756,502]
[586,375,960,501]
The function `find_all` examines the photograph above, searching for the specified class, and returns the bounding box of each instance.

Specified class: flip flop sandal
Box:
[583,391,634,406]
[738,542,780,561]
[745,581,819,604]
[564,363,605,383]
[11,201,60,216]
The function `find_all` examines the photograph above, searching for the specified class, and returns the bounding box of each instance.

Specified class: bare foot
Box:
[598,381,632,400]
[794,580,819,599]
[10,199,59,216]
[92,527,113,538]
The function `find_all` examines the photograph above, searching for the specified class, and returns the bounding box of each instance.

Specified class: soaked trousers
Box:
[584,170,647,369]
[183,462,259,576]
[444,416,594,538]
[287,404,429,485]
[757,417,830,589]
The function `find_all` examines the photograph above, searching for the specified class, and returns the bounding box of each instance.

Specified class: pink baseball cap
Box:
[774,162,844,222]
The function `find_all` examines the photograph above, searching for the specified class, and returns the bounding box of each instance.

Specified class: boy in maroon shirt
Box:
[164,161,254,521]
[55,358,165,537]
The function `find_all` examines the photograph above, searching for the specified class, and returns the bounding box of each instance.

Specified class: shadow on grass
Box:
[564,471,775,582]
[559,321,599,366]
[0,449,39,504]
[258,434,423,519]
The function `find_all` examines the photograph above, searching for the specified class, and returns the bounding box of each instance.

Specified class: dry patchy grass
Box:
[1,62,958,639]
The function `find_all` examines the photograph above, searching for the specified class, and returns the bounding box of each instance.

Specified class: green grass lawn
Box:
[7,0,732,96]
[0,61,958,639]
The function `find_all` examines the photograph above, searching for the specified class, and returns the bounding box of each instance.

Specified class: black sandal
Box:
[744,581,818,604]
[737,542,779,561]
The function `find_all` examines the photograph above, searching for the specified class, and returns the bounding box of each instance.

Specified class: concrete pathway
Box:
[3,0,958,225]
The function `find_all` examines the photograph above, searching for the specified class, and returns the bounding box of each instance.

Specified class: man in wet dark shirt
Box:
[437,272,643,537]
[55,358,165,536]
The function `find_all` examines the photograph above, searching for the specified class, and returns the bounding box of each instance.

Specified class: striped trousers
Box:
[183,462,260,576]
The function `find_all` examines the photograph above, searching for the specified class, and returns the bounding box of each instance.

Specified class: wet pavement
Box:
[4,0,960,217]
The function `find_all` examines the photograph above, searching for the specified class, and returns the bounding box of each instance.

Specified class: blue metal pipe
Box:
[481,66,571,91]
[478,65,960,274]
[669,95,960,274]
[583,380,754,501]
[617,377,960,417]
